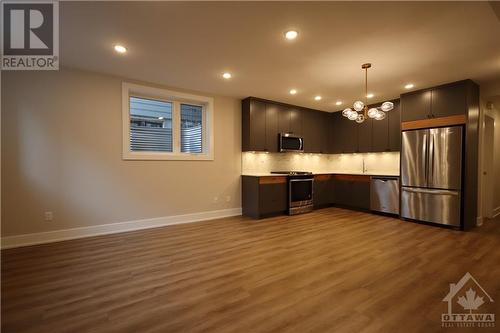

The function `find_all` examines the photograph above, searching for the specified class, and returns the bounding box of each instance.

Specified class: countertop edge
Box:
[242,173,400,177]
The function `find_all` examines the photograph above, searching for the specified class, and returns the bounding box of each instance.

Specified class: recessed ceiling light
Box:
[405,83,414,89]
[335,101,342,106]
[222,72,232,79]
[114,44,127,54]
[366,93,374,99]
[314,95,322,101]
[284,30,298,40]
[289,89,297,95]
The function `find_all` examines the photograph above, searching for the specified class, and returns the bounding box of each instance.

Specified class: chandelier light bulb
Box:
[355,114,366,123]
[353,100,364,112]
[342,108,353,117]
[375,110,386,120]
[381,101,394,112]
[348,111,359,121]
[367,108,379,118]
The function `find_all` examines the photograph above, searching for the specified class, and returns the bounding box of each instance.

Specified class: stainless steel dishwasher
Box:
[370,176,399,215]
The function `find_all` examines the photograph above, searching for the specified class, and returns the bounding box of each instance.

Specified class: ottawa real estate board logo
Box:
[442,272,495,328]
[1,1,59,70]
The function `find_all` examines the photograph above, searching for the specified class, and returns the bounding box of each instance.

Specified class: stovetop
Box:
[270,171,313,176]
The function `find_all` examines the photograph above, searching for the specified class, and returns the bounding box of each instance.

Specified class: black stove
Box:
[271,171,314,215]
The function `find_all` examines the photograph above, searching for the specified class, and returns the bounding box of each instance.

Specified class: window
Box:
[130,97,173,152]
[180,104,203,153]
[122,83,214,160]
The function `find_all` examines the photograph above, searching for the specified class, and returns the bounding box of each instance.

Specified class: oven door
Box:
[289,178,313,207]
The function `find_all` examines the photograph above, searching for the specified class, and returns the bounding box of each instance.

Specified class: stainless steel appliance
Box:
[370,177,399,215]
[271,171,313,215]
[279,133,304,152]
[401,126,463,226]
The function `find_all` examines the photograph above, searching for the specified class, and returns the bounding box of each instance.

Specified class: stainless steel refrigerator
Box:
[401,126,463,227]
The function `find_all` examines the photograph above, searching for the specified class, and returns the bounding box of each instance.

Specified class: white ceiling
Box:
[60,1,500,111]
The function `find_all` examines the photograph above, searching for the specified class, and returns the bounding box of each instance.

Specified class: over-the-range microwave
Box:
[279,133,304,152]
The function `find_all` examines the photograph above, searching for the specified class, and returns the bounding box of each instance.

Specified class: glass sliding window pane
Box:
[129,96,173,152]
[180,104,203,153]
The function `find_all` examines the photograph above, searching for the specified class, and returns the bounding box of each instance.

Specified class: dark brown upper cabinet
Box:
[277,105,302,136]
[401,89,432,122]
[243,97,401,154]
[289,107,302,135]
[328,112,343,154]
[432,81,467,118]
[388,100,401,151]
[265,103,279,152]
[329,111,359,154]
[242,98,266,151]
[358,117,373,152]
[401,80,472,122]
[371,99,400,152]
[372,115,388,152]
[341,116,358,153]
[302,109,329,153]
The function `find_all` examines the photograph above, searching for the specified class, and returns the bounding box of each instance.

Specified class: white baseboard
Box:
[1,208,242,249]
[493,206,500,218]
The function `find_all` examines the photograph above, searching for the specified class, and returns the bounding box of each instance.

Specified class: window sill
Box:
[123,151,214,161]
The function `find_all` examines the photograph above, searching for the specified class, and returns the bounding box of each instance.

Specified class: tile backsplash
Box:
[242,152,400,175]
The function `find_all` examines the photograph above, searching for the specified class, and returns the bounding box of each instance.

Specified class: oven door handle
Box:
[289,178,314,182]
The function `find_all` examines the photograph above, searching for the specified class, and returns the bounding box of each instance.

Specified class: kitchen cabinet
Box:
[332,175,370,210]
[344,116,359,153]
[243,97,401,154]
[358,117,373,152]
[303,109,328,153]
[401,80,471,122]
[372,115,388,152]
[328,112,343,154]
[242,176,287,218]
[401,90,432,121]
[333,113,358,153]
[313,175,333,208]
[432,81,467,118]
[278,105,302,136]
[388,100,401,151]
[242,98,266,151]
[265,103,280,152]
[363,99,401,152]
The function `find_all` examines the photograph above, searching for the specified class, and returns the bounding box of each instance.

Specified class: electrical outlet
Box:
[225,196,231,202]
[213,196,219,203]
[44,211,53,222]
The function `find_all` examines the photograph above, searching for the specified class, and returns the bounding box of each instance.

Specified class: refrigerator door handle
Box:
[402,187,459,196]
[428,133,434,187]
[423,132,428,185]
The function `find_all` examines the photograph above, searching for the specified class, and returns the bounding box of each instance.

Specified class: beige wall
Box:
[1,68,242,237]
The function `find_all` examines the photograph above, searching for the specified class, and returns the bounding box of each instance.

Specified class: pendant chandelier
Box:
[342,63,393,123]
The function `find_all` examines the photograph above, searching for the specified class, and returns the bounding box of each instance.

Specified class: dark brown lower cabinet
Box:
[313,175,333,208]
[332,175,370,210]
[242,176,287,218]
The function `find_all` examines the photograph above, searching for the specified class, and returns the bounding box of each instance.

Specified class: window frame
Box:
[122,82,214,161]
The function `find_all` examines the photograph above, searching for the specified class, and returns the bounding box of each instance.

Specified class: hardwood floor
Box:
[2,208,500,333]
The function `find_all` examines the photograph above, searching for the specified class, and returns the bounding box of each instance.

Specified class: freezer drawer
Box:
[401,187,461,226]
[370,177,399,215]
